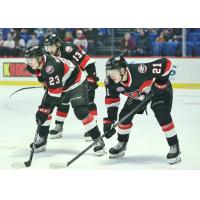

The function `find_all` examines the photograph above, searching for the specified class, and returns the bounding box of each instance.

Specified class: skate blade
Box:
[49,162,67,169]
[34,146,46,153]
[85,138,93,142]
[11,162,26,169]
[168,156,181,165]
[109,152,125,159]
[49,133,63,139]
[95,149,107,156]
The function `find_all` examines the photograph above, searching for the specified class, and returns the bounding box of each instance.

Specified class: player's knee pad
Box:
[57,102,70,113]
[89,102,97,111]
[151,92,172,111]
[73,105,89,120]
[152,107,172,126]
[119,108,134,124]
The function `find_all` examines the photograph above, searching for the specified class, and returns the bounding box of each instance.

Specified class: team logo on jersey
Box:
[116,87,125,92]
[138,64,147,73]
[65,46,73,53]
[129,91,139,99]
[46,65,54,74]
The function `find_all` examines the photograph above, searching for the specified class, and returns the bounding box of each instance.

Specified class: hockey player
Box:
[24,45,105,156]
[103,56,181,164]
[25,45,47,87]
[44,33,99,141]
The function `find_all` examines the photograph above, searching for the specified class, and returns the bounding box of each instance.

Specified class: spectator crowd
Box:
[0,28,200,57]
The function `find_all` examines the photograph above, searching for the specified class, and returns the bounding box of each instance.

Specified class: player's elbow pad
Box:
[84,63,96,76]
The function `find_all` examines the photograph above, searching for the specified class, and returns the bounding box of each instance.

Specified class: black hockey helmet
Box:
[25,45,44,58]
[44,32,61,46]
[106,56,127,70]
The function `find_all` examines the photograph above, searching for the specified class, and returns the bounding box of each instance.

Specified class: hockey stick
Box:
[9,86,43,98]
[11,121,41,169]
[10,90,69,169]
[49,92,154,169]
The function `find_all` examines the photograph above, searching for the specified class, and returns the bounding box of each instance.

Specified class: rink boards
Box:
[0,57,200,89]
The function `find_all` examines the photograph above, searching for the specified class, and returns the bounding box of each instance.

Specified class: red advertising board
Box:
[3,62,33,77]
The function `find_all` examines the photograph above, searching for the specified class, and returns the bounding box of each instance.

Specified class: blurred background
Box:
[0,28,200,57]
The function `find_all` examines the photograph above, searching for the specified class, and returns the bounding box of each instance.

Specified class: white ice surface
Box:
[0,86,200,170]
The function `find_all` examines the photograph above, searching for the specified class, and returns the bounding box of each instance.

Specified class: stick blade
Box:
[11,162,27,169]
[49,162,67,169]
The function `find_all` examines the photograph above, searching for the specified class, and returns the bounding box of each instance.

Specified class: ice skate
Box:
[84,131,93,142]
[93,138,106,156]
[167,143,181,165]
[30,135,47,153]
[109,141,127,158]
[49,124,63,139]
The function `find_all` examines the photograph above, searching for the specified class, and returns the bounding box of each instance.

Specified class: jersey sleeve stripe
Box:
[139,80,153,93]
[79,55,91,69]
[63,63,70,74]
[62,67,74,83]
[162,58,172,76]
[74,70,83,83]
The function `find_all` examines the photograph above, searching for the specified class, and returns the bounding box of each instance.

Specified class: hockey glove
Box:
[26,65,36,75]
[103,118,116,139]
[87,75,99,90]
[151,81,168,94]
[35,69,45,83]
[36,107,51,124]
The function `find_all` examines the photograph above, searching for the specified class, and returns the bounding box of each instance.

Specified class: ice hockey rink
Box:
[0,86,200,170]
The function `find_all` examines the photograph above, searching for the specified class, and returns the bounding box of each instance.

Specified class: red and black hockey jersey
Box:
[105,58,172,117]
[39,54,85,108]
[59,42,95,71]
